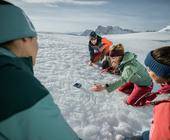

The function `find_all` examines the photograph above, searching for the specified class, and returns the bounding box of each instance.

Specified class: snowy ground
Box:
[34,32,170,140]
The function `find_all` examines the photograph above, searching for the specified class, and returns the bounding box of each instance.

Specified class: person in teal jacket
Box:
[91,44,153,106]
[0,1,81,140]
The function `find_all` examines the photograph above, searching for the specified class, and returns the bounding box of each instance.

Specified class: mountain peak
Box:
[158,25,170,32]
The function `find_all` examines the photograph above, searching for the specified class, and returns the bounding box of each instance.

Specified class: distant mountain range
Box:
[38,25,170,36]
[81,25,138,36]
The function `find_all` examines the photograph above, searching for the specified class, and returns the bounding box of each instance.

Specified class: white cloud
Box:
[19,0,108,5]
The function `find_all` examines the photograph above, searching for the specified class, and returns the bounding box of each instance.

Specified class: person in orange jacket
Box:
[144,46,170,140]
[88,31,113,68]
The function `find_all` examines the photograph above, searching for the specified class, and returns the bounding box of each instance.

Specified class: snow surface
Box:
[158,25,170,32]
[34,32,170,140]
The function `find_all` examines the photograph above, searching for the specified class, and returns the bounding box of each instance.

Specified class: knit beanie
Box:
[145,51,170,77]
[0,1,37,44]
[109,44,124,57]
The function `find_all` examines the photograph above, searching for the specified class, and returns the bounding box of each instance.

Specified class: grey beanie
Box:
[0,2,37,44]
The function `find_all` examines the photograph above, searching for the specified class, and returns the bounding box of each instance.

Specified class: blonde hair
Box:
[110,43,124,53]
[109,43,125,57]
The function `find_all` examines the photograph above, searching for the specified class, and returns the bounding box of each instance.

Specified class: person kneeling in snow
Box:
[90,44,153,106]
[143,46,170,140]
[88,31,113,69]
[0,1,81,140]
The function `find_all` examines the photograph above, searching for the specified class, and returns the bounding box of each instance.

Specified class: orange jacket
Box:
[99,37,113,55]
[88,37,113,63]
[150,102,170,140]
[150,84,170,140]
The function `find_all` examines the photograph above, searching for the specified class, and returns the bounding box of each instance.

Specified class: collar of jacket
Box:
[0,47,34,74]
[153,84,170,104]
[158,84,170,94]
[118,52,137,71]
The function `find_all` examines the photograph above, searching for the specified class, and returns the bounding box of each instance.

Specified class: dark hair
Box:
[152,46,170,81]
[89,31,97,39]
[0,40,14,48]
[152,46,170,66]
[0,1,13,5]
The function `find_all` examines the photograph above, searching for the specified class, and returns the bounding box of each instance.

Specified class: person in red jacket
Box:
[88,31,113,68]
[144,46,170,140]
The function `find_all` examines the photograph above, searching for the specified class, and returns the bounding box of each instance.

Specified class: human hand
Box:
[90,84,105,92]
[123,98,129,105]
[100,68,110,74]
[99,47,105,53]
[89,61,93,66]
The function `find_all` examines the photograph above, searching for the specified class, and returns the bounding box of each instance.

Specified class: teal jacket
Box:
[106,52,152,92]
[0,47,80,140]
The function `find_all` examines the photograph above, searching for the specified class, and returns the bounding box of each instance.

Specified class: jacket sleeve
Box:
[22,95,80,140]
[105,66,134,93]
[0,95,80,140]
[88,44,94,61]
[105,78,126,93]
[0,67,80,140]
[0,132,8,140]
[100,38,113,54]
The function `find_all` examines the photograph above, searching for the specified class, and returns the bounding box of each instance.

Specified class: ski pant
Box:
[118,82,153,106]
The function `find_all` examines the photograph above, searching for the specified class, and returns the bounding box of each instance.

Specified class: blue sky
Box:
[9,0,170,33]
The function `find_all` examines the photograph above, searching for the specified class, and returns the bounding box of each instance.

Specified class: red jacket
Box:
[88,37,112,63]
[150,84,170,140]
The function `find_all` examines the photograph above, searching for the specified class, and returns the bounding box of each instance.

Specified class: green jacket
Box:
[0,47,80,140]
[106,52,152,93]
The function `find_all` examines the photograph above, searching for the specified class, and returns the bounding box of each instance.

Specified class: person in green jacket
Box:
[91,44,153,106]
[0,1,81,140]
